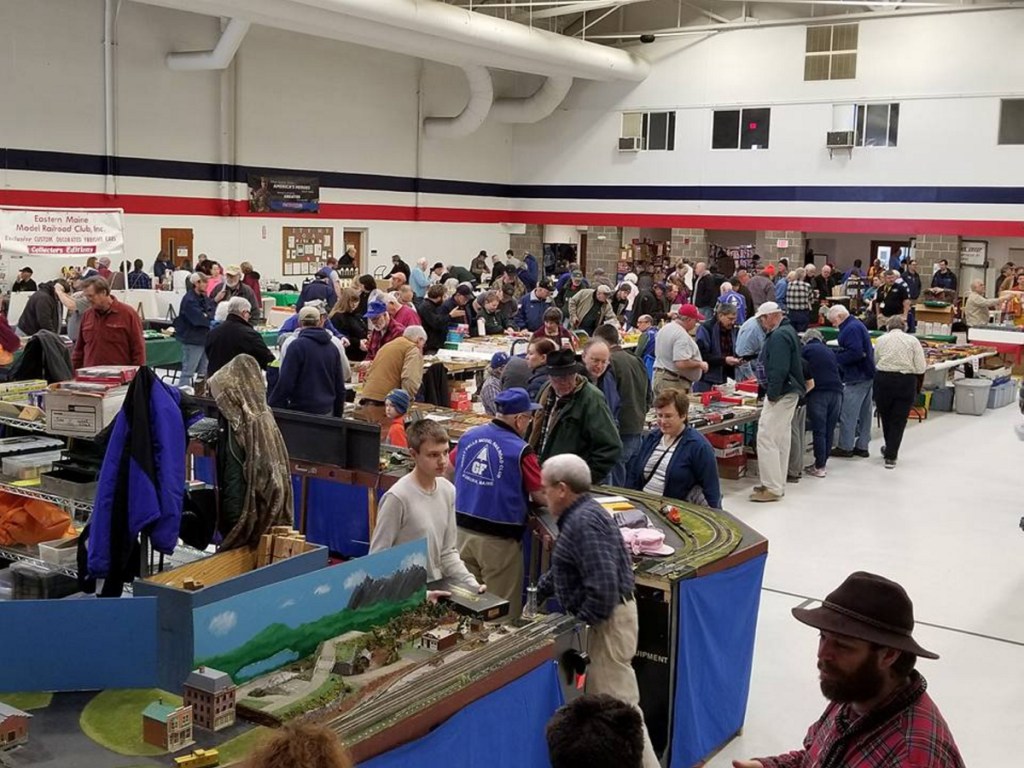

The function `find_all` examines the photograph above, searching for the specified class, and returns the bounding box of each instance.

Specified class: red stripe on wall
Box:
[2,189,1023,237]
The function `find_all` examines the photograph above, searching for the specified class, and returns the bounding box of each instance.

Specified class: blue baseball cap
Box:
[490,352,510,369]
[494,388,541,415]
[364,300,388,318]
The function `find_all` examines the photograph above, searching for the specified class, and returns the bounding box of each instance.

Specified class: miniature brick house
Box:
[182,666,237,732]
[419,628,458,652]
[141,700,194,751]
[0,703,31,749]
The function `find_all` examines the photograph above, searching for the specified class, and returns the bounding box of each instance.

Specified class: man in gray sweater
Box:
[369,419,483,592]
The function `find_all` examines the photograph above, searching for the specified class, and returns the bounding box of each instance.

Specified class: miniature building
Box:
[419,628,459,652]
[182,666,237,732]
[0,703,31,749]
[333,648,373,677]
[142,700,194,751]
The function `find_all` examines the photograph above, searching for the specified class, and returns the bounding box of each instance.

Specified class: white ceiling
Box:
[439,0,1020,42]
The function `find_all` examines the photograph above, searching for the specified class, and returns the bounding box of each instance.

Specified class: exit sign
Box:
[776,239,790,248]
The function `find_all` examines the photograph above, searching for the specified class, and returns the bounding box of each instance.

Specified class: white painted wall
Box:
[511,10,1024,224]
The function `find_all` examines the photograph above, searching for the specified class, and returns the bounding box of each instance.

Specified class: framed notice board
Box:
[283,226,334,277]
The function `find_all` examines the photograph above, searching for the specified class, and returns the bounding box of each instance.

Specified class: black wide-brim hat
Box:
[792,571,939,659]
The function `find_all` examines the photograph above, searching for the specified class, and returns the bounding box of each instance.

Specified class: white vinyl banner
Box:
[0,206,125,260]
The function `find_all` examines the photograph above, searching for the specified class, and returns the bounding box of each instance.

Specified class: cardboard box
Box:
[45,385,128,437]
[717,452,748,479]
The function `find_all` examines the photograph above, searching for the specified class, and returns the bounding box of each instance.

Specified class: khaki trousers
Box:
[588,600,661,768]
[652,368,691,398]
[756,392,800,495]
[457,528,523,620]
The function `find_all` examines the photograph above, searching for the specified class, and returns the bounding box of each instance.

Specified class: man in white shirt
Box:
[652,304,708,396]
[370,419,484,592]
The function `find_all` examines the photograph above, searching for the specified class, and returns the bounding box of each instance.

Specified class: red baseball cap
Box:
[678,304,705,321]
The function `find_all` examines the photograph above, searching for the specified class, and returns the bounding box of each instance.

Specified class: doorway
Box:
[342,229,367,276]
[870,240,911,271]
[161,228,194,269]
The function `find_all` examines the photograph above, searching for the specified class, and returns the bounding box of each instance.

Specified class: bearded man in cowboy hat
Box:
[734,572,965,768]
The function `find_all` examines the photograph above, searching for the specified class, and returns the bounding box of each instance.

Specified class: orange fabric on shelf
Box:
[0,491,76,546]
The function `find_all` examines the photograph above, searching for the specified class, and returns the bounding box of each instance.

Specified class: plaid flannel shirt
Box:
[786,280,816,313]
[757,672,965,768]
[536,494,634,626]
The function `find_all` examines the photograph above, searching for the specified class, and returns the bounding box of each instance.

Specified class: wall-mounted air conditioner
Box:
[826,130,855,158]
[827,131,855,148]
[618,137,642,152]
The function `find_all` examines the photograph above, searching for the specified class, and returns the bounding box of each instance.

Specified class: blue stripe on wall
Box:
[4,147,1024,205]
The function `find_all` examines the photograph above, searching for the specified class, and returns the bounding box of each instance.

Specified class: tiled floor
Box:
[705,404,1024,767]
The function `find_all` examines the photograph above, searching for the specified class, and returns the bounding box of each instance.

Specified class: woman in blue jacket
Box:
[626,389,722,508]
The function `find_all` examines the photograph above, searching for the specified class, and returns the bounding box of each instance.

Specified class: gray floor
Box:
[708,404,1024,767]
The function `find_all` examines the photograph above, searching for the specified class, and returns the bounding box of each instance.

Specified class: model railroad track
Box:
[622,489,742,581]
[323,614,576,751]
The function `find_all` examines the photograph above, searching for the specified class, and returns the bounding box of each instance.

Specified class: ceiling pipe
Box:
[490,75,574,123]
[423,65,494,139]
[166,17,251,70]
[135,0,648,80]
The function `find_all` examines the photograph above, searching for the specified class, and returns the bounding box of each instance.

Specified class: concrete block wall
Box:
[914,234,960,273]
[670,228,708,265]
[757,230,806,266]
[509,224,543,261]
[585,226,623,279]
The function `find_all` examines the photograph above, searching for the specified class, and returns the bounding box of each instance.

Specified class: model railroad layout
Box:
[318,613,578,762]
[618,489,743,581]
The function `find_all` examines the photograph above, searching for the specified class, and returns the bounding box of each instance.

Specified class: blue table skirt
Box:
[671,553,767,768]
[360,661,565,768]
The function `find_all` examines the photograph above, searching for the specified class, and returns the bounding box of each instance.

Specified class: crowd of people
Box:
[0,245,971,768]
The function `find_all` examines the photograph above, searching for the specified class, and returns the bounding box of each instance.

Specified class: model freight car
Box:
[173,748,220,768]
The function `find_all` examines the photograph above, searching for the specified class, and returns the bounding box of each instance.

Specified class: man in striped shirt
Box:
[733,572,964,768]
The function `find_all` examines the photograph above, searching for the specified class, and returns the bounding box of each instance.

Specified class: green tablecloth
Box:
[814,325,955,344]
[146,330,279,368]
[266,291,300,308]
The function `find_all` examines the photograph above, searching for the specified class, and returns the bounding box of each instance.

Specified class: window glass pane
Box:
[998,99,1024,145]
[621,112,643,138]
[641,112,649,150]
[887,103,900,147]
[741,108,770,150]
[864,104,889,147]
[804,55,829,81]
[830,52,857,80]
[667,112,676,151]
[712,110,740,149]
[649,112,668,151]
[855,104,866,146]
[832,24,858,51]
[806,26,831,53]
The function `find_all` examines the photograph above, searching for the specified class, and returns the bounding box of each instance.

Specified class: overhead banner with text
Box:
[0,206,126,260]
[248,174,320,213]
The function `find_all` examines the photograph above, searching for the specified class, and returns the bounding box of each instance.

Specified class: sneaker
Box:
[752,485,767,492]
[806,466,827,478]
[884,459,896,469]
[830,448,854,458]
[749,489,783,503]
[852,448,871,458]
[880,445,887,457]
[786,475,801,484]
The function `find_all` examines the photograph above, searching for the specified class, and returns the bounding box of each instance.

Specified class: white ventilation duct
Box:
[166,17,250,70]
[135,0,649,82]
[491,76,574,124]
[423,65,494,139]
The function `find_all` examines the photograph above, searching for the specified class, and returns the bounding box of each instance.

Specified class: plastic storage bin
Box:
[987,380,1016,409]
[954,378,992,416]
[930,386,955,412]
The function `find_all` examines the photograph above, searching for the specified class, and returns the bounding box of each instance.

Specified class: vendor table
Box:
[145,330,279,369]
[814,325,956,344]
[265,290,300,307]
[968,325,1024,367]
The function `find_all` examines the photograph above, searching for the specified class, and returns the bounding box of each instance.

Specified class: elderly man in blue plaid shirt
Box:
[536,454,659,768]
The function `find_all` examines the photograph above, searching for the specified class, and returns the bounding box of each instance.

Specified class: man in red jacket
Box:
[72,276,145,369]
[733,572,964,768]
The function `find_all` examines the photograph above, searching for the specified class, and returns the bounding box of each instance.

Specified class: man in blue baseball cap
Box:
[452,387,546,620]
[363,298,407,362]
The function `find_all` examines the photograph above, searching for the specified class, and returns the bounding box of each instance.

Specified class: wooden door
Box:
[343,230,365,273]
[161,228,194,268]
